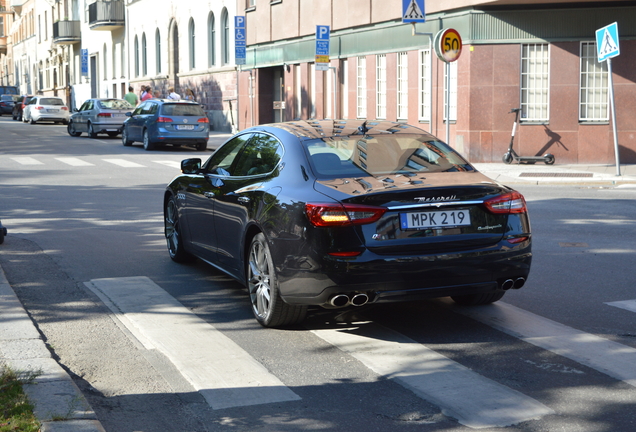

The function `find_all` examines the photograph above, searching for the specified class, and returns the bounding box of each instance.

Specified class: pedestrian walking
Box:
[141,87,153,101]
[167,87,181,100]
[184,88,196,101]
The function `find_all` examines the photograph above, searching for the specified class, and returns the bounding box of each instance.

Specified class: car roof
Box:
[252,119,432,141]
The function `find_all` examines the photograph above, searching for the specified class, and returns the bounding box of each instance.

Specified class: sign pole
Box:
[607,58,621,176]
[445,62,451,145]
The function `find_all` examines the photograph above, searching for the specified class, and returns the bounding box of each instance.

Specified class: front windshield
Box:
[304,134,474,178]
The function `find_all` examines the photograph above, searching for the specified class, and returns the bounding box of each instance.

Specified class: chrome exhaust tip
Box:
[513,277,526,289]
[329,294,350,308]
[350,293,369,307]
[501,279,515,290]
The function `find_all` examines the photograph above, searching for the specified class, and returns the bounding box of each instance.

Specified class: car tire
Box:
[88,123,97,138]
[67,121,81,137]
[451,291,505,306]
[12,114,16,120]
[196,141,207,151]
[143,130,154,151]
[247,233,307,328]
[164,196,196,264]
[29,118,36,124]
[122,128,133,146]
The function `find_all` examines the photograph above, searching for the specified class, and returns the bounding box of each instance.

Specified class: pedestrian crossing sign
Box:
[402,0,426,23]
[596,22,620,62]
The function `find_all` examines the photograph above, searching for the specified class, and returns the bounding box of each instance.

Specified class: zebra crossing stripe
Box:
[11,157,43,165]
[311,323,554,428]
[453,301,636,388]
[153,160,181,169]
[103,159,146,168]
[55,157,95,167]
[86,276,301,410]
[605,299,636,314]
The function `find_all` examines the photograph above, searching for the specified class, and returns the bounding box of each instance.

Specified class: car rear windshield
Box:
[40,98,65,106]
[160,103,205,117]
[304,134,474,178]
[98,99,133,109]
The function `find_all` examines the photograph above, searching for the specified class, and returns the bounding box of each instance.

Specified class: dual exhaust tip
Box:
[329,293,369,308]
[501,277,526,290]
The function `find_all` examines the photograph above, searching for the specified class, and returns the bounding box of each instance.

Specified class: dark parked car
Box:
[0,95,19,115]
[122,99,209,151]
[67,98,133,138]
[0,219,6,245]
[12,95,35,121]
[163,120,532,328]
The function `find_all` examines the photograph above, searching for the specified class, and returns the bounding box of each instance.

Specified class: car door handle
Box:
[238,196,250,204]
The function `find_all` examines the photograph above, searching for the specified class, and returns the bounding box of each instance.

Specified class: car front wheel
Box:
[164,196,195,263]
[67,121,81,137]
[247,233,307,328]
[122,128,133,146]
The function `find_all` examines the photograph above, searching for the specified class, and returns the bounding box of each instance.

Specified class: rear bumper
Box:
[278,241,532,306]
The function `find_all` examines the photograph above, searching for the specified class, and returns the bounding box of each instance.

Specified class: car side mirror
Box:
[181,158,201,174]
[126,112,132,117]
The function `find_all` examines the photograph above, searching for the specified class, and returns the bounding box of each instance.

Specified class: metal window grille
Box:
[580,42,608,121]
[418,49,431,122]
[520,44,550,121]
[356,56,366,119]
[443,61,457,121]
[397,52,408,120]
[376,54,386,119]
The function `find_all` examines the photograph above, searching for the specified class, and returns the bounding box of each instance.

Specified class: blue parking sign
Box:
[235,16,246,65]
[81,49,89,76]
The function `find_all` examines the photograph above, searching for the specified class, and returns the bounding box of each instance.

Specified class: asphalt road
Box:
[1,117,636,432]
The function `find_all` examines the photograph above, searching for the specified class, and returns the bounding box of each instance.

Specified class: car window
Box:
[304,134,474,178]
[132,103,145,115]
[232,133,283,177]
[98,99,132,109]
[203,133,253,175]
[40,98,65,106]
[160,103,205,116]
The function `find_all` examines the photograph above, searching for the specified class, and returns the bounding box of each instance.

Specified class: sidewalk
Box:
[0,268,106,432]
[472,162,636,186]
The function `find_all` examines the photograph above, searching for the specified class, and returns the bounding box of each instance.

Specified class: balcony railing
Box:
[88,0,125,30]
[53,20,81,45]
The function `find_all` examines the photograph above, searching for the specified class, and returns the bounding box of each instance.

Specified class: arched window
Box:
[207,12,215,67]
[142,33,147,76]
[221,8,229,65]
[189,18,195,70]
[134,36,139,77]
[155,29,161,74]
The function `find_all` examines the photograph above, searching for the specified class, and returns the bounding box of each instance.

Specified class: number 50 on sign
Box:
[434,28,462,63]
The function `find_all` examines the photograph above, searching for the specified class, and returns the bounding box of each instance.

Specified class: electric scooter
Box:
[502,108,555,165]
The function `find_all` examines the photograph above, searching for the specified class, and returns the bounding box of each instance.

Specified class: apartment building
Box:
[238,0,636,164]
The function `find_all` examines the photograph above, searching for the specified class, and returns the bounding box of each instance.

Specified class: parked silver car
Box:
[23,96,70,124]
[67,98,134,138]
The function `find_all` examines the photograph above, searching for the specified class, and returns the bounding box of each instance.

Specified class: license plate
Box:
[176,125,195,130]
[47,109,59,113]
[400,209,471,229]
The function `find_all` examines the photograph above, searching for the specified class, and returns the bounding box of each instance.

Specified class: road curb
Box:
[0,266,106,432]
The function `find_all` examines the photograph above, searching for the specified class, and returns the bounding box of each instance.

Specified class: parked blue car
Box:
[121,99,210,151]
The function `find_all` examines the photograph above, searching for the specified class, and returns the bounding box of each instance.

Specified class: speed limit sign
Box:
[434,28,462,63]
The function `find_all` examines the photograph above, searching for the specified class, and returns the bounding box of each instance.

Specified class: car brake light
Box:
[61,107,69,111]
[157,117,173,122]
[97,112,110,117]
[35,106,44,110]
[484,191,527,214]
[305,203,387,227]
[197,117,209,123]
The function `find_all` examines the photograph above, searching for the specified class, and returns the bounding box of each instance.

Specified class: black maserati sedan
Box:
[164,120,532,327]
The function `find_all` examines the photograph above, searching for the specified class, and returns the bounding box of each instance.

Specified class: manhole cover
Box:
[519,173,594,178]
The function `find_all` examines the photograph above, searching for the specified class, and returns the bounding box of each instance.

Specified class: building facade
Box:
[238,0,636,164]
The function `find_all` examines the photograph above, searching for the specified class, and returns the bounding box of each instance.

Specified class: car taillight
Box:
[35,106,44,110]
[197,117,209,123]
[157,117,173,122]
[484,191,527,214]
[97,112,110,117]
[61,107,68,111]
[305,203,387,227]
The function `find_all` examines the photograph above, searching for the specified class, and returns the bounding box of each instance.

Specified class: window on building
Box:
[142,33,147,76]
[221,9,230,65]
[443,61,457,122]
[246,0,256,9]
[208,13,216,67]
[376,54,386,119]
[397,52,408,120]
[342,59,349,119]
[189,19,195,70]
[418,49,431,122]
[0,17,4,37]
[356,56,367,119]
[580,41,608,121]
[155,29,161,74]
[134,36,139,77]
[521,44,549,122]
